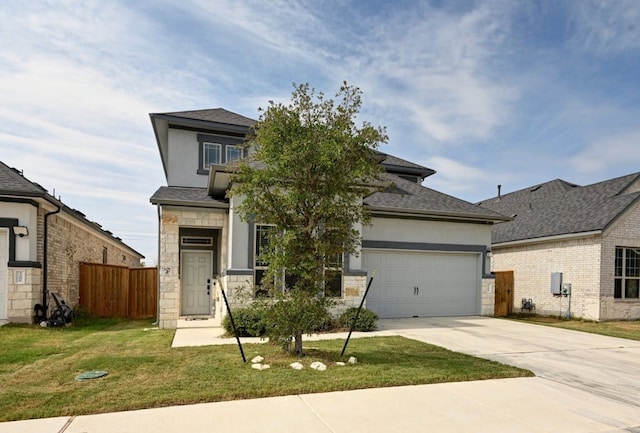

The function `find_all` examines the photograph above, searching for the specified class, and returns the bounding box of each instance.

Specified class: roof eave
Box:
[150,198,230,209]
[367,205,510,223]
[492,230,603,248]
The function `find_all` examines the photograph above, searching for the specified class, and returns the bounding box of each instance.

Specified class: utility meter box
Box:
[550,272,563,295]
[562,283,572,295]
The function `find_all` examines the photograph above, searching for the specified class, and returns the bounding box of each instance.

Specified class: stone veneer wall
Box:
[492,234,602,320]
[6,267,42,323]
[158,207,228,329]
[481,278,495,316]
[600,201,640,320]
[216,274,368,325]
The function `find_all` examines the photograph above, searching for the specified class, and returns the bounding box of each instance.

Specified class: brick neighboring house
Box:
[149,108,508,329]
[478,173,640,320]
[0,161,144,324]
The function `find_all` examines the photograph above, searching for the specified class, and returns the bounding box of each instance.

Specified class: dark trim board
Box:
[362,240,487,253]
[8,261,42,268]
[223,269,254,276]
[0,218,19,262]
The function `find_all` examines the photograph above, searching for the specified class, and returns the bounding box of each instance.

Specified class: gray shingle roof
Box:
[0,161,47,196]
[477,173,640,244]
[0,160,144,258]
[161,108,256,127]
[150,186,229,208]
[378,154,436,180]
[365,173,509,221]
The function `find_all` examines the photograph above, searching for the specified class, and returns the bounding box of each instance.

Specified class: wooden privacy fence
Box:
[79,262,158,319]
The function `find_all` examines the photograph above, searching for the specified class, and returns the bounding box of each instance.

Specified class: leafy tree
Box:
[230,82,387,356]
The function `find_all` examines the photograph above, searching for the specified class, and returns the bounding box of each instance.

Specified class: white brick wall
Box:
[492,234,602,320]
[600,200,640,320]
[492,200,640,321]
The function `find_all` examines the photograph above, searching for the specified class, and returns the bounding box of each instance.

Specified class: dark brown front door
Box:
[494,271,514,317]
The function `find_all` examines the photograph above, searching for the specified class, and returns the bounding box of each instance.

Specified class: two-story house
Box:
[149,108,509,329]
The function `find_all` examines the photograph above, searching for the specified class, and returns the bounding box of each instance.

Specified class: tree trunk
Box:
[294,331,304,357]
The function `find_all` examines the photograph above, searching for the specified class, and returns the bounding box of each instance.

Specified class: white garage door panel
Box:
[363,250,479,318]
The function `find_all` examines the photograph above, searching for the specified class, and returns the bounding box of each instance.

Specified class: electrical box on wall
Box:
[550,272,563,295]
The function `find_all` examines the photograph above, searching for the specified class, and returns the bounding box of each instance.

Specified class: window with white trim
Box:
[254,224,275,297]
[203,142,221,168]
[253,224,343,298]
[615,247,640,299]
[226,145,243,163]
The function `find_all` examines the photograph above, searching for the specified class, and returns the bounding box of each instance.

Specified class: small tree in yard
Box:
[230,82,387,356]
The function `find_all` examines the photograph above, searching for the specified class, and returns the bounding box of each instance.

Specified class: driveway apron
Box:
[378,317,640,408]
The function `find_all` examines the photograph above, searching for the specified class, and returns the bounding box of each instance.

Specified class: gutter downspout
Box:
[152,205,161,326]
[43,205,62,309]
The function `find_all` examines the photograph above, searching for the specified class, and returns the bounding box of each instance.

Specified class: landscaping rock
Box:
[289,362,304,370]
[336,362,346,366]
[348,356,357,364]
[251,363,270,370]
[310,361,327,371]
[251,356,264,363]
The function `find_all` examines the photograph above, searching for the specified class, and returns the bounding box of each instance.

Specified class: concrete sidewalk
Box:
[3,377,640,433]
[4,317,640,433]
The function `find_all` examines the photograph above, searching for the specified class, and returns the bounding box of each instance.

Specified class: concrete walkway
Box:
[2,317,640,433]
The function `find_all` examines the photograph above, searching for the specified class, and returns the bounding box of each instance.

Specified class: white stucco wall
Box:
[0,202,38,261]
[167,128,207,188]
[363,217,492,247]
[228,195,250,271]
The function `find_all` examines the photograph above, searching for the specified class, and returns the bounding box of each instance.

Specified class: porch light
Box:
[13,226,28,237]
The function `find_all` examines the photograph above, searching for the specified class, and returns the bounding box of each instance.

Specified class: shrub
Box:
[338,307,378,332]
[222,306,266,337]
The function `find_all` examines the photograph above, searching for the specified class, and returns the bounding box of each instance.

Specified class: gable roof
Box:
[365,173,509,222]
[478,172,640,244]
[0,161,48,197]
[0,161,144,258]
[160,108,257,127]
[150,186,228,208]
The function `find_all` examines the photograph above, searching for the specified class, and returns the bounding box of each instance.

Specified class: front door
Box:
[181,251,212,315]
[494,271,514,317]
[0,229,8,321]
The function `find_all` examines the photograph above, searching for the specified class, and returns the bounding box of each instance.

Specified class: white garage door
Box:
[362,250,480,318]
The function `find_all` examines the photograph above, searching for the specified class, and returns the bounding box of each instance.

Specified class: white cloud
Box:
[567,0,640,54]
[569,131,640,175]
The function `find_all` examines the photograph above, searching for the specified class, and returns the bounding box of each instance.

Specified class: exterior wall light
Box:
[13,226,29,237]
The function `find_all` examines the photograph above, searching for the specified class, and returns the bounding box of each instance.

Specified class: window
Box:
[203,142,221,168]
[181,236,213,246]
[102,247,108,264]
[615,247,640,299]
[197,134,245,174]
[253,224,343,298]
[226,145,243,163]
[254,224,275,297]
[324,253,343,298]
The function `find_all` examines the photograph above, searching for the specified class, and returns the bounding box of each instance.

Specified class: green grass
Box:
[0,318,531,421]
[507,315,640,341]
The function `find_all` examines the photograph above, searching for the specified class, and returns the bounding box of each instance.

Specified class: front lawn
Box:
[0,318,531,421]
[508,315,640,341]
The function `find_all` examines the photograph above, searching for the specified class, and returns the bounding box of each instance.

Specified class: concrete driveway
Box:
[378,316,640,408]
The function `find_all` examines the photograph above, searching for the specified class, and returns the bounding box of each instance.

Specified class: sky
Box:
[1,0,639,266]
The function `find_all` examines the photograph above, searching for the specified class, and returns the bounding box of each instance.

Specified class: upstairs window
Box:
[197,134,245,174]
[226,145,243,163]
[615,247,640,299]
[203,143,221,168]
